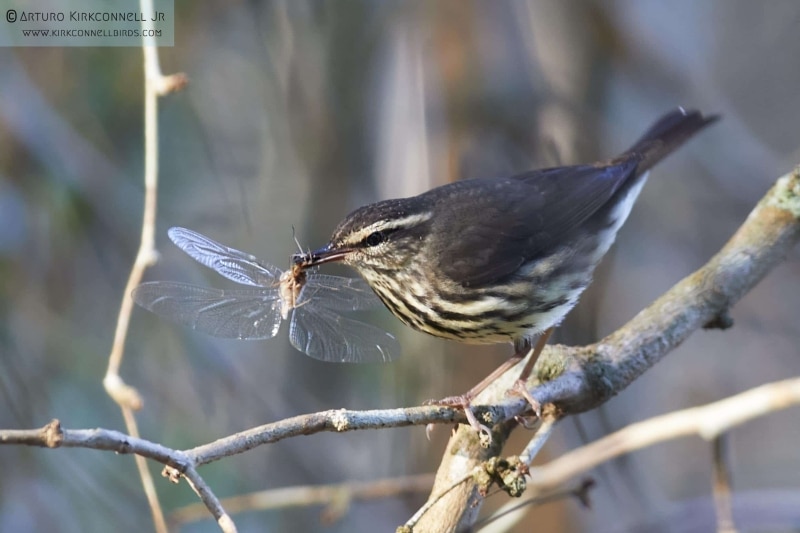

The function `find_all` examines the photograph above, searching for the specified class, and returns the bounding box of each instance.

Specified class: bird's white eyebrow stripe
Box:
[347,213,433,244]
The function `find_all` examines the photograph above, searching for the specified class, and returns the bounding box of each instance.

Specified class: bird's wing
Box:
[433,160,638,287]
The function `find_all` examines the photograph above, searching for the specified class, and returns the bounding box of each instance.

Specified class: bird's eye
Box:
[365,231,385,247]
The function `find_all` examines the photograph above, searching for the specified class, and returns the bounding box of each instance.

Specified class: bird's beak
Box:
[293,244,351,268]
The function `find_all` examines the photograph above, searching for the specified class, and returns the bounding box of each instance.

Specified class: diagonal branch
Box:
[528,376,800,494]
[183,466,238,533]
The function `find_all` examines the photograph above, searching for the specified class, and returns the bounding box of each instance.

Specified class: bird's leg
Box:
[427,355,524,438]
[427,343,532,438]
[426,329,553,437]
[509,327,554,417]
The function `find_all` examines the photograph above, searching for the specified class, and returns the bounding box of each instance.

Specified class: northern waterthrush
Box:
[295,108,717,431]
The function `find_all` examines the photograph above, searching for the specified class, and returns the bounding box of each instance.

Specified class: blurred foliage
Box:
[1,1,799,532]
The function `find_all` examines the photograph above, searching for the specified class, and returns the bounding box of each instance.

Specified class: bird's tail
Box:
[625,108,719,173]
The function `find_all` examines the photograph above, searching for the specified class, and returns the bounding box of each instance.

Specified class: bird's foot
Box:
[426,395,493,445]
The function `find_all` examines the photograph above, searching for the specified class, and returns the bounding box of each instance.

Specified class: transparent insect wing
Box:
[136,228,400,361]
[301,274,383,312]
[132,281,283,340]
[168,227,281,287]
[288,286,400,363]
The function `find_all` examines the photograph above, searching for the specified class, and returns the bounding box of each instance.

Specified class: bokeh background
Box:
[1,1,799,532]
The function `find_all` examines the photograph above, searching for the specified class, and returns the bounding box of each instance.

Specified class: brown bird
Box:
[296,108,718,434]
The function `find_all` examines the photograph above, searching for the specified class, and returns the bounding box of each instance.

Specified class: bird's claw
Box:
[508,379,542,418]
[426,394,493,445]
[462,403,493,446]
[425,423,435,440]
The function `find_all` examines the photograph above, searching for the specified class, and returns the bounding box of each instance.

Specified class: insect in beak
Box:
[293,244,350,268]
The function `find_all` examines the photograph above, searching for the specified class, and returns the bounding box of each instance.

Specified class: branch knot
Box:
[43,419,63,448]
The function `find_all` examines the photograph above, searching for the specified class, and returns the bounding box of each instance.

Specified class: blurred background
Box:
[1,1,799,532]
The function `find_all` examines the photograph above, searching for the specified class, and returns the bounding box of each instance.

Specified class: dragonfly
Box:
[132,227,400,363]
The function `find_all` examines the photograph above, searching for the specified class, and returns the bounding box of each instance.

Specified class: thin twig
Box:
[8,377,800,494]
[712,435,738,533]
[186,406,464,466]
[183,466,239,533]
[121,408,166,532]
[528,377,800,494]
[0,419,189,467]
[0,406,462,465]
[170,474,434,527]
[100,1,187,531]
[519,411,558,464]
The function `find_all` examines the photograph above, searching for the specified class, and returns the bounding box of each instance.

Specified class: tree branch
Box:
[186,406,464,466]
[183,466,238,533]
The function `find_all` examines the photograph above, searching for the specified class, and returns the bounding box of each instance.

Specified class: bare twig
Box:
[528,377,800,494]
[171,474,433,527]
[0,419,189,466]
[183,466,239,533]
[101,1,188,531]
[186,406,464,466]
[0,406,464,465]
[119,408,166,531]
[519,411,559,464]
[712,435,738,533]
